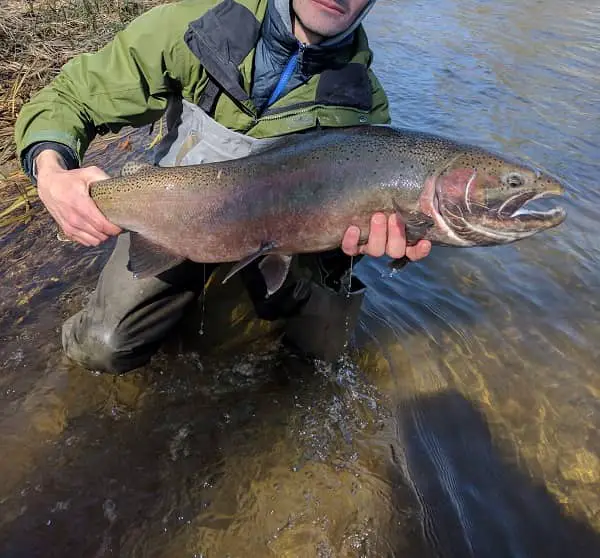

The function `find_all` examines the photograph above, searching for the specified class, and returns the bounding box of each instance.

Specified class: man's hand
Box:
[35,149,121,246]
[341,212,431,261]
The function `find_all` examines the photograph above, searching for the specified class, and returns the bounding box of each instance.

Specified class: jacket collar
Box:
[264,0,357,77]
[184,0,375,104]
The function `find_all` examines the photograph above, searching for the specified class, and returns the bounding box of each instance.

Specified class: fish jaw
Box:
[424,154,566,246]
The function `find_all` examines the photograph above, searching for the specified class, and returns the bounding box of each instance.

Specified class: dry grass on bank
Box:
[0,0,166,232]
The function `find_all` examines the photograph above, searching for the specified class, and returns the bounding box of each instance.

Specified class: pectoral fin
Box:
[259,254,293,297]
[222,241,278,284]
[393,201,435,245]
[128,232,184,278]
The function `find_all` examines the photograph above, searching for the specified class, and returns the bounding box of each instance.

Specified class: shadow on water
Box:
[391,389,600,558]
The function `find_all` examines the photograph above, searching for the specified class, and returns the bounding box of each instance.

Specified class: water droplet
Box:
[103,499,117,523]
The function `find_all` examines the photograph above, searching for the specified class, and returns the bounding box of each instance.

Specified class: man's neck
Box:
[292,15,324,45]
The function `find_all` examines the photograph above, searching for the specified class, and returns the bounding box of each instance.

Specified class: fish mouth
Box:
[496,190,566,230]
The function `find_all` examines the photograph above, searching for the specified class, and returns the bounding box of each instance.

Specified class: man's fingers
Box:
[362,213,387,257]
[63,222,108,245]
[385,213,407,259]
[67,228,105,247]
[101,219,122,236]
[36,164,119,245]
[84,202,121,236]
[341,225,361,256]
[81,167,121,236]
[406,240,432,261]
[76,219,109,243]
[60,209,109,244]
[343,215,433,260]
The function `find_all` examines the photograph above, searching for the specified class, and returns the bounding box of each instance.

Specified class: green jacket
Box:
[15,0,390,166]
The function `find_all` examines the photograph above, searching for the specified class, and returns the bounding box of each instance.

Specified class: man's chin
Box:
[298,17,349,39]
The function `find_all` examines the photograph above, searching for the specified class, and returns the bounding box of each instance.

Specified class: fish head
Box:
[427,151,566,246]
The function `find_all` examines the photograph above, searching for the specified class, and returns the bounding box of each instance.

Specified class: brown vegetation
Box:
[0,0,166,231]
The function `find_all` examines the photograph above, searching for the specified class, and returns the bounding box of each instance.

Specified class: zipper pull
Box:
[298,43,306,68]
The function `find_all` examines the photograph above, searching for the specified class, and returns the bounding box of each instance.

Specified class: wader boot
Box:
[62,233,217,373]
[63,100,366,373]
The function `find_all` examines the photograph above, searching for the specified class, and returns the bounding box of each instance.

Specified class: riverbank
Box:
[0,0,166,232]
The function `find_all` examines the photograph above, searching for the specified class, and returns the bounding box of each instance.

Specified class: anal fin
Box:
[259,254,292,297]
[128,232,185,279]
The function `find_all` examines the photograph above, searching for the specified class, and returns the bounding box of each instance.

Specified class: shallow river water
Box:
[1,0,599,556]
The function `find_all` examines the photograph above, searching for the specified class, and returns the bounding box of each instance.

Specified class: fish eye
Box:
[503,172,525,188]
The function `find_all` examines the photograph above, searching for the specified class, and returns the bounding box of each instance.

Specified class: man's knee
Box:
[61,314,154,374]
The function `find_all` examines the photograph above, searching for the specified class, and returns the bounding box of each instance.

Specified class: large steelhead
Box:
[89,126,565,285]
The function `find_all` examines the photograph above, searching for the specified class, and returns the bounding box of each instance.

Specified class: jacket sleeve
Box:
[14,3,202,168]
[23,141,80,184]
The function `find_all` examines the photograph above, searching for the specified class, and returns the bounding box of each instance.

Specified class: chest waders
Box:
[62,101,366,373]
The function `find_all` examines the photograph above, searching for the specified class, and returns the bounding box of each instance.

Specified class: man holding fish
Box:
[14,0,565,373]
[14,0,431,372]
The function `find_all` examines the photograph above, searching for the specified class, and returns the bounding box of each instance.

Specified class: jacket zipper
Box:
[259,105,316,121]
[234,43,369,125]
[259,105,370,122]
[230,44,307,124]
[297,42,306,67]
[265,43,306,108]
